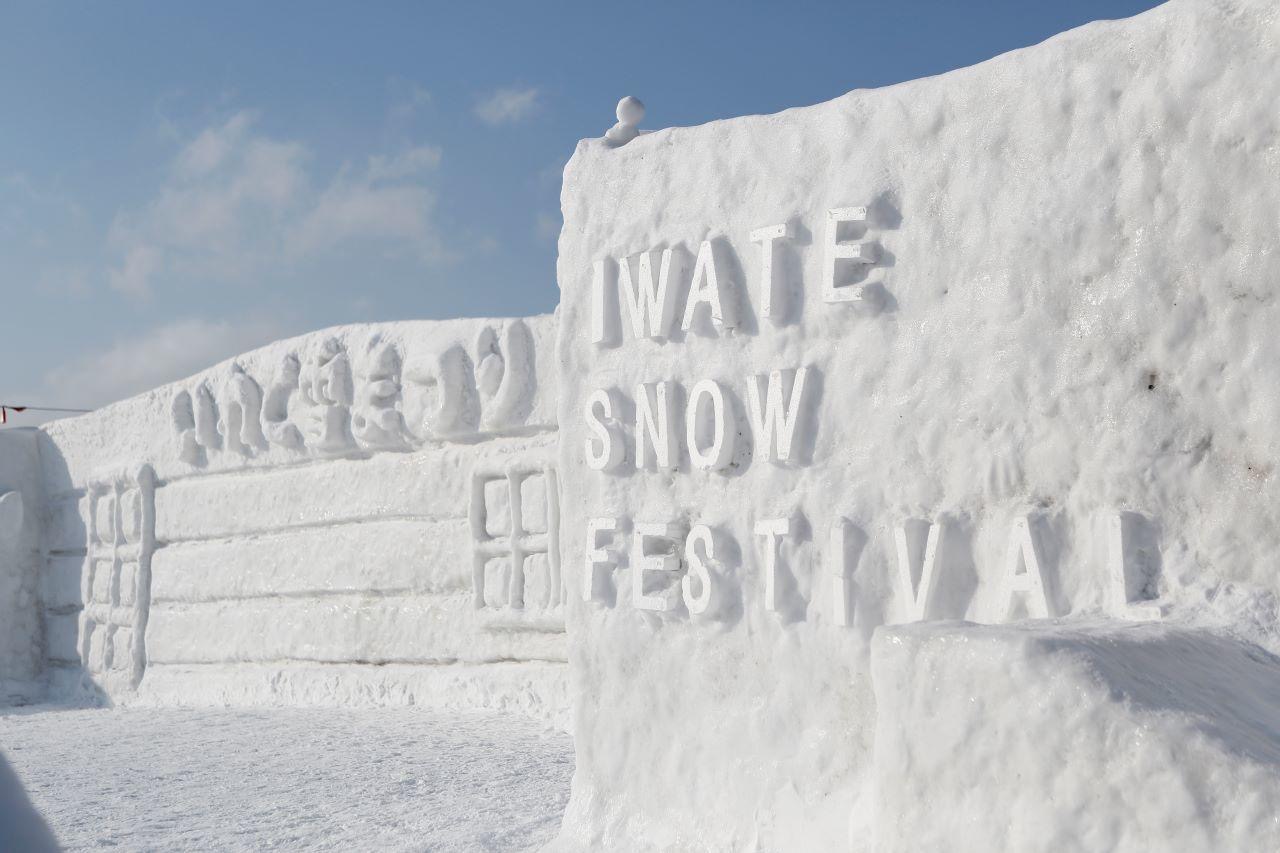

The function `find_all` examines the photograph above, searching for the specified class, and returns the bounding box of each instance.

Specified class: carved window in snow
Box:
[469,464,562,621]
[80,466,155,693]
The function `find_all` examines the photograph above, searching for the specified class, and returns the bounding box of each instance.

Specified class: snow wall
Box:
[23,316,569,724]
[553,0,1280,848]
[0,430,45,705]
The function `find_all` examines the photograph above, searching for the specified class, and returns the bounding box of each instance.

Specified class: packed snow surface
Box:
[0,707,572,852]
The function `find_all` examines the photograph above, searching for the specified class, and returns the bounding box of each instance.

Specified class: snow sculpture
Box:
[754,517,793,614]
[822,206,880,306]
[750,223,791,323]
[746,368,808,464]
[993,516,1053,621]
[618,249,682,340]
[193,381,221,451]
[686,379,735,471]
[634,381,677,470]
[298,337,354,452]
[632,522,684,612]
[474,320,536,431]
[681,240,738,332]
[892,520,945,623]
[170,390,203,465]
[470,464,562,616]
[582,517,620,603]
[583,389,624,471]
[604,95,644,147]
[79,466,155,695]
[219,364,266,456]
[351,335,409,450]
[403,343,481,440]
[1106,512,1162,621]
[262,353,304,449]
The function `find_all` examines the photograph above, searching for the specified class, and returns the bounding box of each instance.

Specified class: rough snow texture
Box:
[872,621,1280,851]
[17,316,569,726]
[0,431,46,705]
[554,0,1280,847]
[1,706,572,851]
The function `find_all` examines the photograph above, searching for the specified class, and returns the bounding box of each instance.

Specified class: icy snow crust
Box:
[554,0,1280,848]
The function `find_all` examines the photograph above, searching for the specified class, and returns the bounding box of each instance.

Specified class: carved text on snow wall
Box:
[580,208,1163,626]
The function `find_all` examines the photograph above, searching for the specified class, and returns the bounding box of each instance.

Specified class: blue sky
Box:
[0,0,1163,427]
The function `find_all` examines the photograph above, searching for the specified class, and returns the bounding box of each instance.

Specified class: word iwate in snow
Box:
[582,513,1162,625]
[587,207,881,347]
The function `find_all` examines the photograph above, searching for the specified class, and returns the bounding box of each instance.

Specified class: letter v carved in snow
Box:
[893,520,945,623]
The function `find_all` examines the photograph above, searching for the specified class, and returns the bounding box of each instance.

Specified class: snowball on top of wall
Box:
[605,96,645,147]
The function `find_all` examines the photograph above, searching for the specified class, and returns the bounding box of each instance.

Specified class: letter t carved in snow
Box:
[755,517,792,613]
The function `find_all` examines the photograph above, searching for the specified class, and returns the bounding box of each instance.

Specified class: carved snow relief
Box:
[169,320,543,468]
[80,466,155,694]
[469,462,562,627]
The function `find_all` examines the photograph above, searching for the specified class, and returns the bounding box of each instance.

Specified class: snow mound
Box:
[872,620,1280,851]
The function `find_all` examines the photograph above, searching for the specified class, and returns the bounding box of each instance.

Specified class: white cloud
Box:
[107,112,446,297]
[388,80,432,123]
[40,316,291,411]
[474,87,541,125]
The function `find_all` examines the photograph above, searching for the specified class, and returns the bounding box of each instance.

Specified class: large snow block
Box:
[872,621,1280,852]
[0,429,46,705]
[554,0,1280,847]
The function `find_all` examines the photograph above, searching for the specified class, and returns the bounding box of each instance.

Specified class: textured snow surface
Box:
[554,0,1280,847]
[0,707,572,852]
[872,620,1280,851]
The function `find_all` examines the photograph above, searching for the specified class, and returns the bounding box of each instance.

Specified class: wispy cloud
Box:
[106,111,446,297]
[474,86,541,125]
[41,316,292,411]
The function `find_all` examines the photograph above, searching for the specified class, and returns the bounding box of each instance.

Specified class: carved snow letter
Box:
[1107,513,1161,621]
[823,206,878,303]
[682,524,716,616]
[635,381,678,470]
[994,516,1053,621]
[583,517,620,603]
[681,240,736,332]
[755,517,792,613]
[686,379,734,471]
[747,368,808,464]
[893,520,945,623]
[632,522,683,612]
[584,388,624,471]
[750,223,790,323]
[619,249,679,340]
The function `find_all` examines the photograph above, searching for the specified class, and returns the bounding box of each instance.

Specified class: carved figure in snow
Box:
[352,335,409,450]
[219,363,267,455]
[298,337,354,452]
[474,319,536,431]
[171,389,204,465]
[194,381,221,451]
[402,343,479,440]
[262,353,304,449]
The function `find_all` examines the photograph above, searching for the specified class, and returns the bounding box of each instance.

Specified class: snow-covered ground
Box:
[0,706,572,852]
